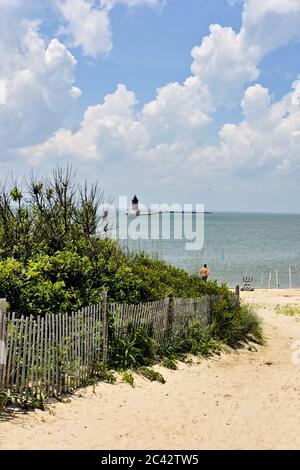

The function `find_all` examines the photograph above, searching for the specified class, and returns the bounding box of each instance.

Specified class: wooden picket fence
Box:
[0,293,216,403]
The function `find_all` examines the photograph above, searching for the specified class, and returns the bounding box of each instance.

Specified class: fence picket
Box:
[15,316,24,394]
[20,317,29,397]
[5,312,15,388]
[102,293,108,364]
[26,316,34,400]
[39,317,44,398]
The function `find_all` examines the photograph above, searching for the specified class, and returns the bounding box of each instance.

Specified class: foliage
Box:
[0,168,265,412]
[128,253,221,302]
[0,389,13,412]
[174,322,221,356]
[138,367,166,384]
[19,395,46,411]
[0,165,110,262]
[122,371,135,387]
[0,389,46,412]
[0,242,229,317]
[210,299,264,347]
[162,358,177,370]
[275,305,300,317]
[91,363,116,384]
[160,322,221,360]
[109,324,156,370]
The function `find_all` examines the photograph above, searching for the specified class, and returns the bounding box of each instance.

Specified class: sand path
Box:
[1,289,300,450]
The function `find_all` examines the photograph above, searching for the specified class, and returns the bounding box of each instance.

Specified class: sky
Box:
[1,0,300,212]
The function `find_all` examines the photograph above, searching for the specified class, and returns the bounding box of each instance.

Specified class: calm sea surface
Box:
[118,212,300,288]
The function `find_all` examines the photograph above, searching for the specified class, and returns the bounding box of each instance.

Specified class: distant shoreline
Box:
[126,211,212,215]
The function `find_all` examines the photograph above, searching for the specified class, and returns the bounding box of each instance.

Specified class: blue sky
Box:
[74,1,243,114]
[1,0,300,212]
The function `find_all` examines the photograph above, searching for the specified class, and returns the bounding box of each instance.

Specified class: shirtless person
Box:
[200,264,210,282]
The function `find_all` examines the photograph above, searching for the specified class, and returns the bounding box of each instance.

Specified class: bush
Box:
[109,324,157,370]
[0,258,23,313]
[129,253,220,302]
[0,251,103,316]
[0,242,227,317]
[160,321,221,360]
[162,358,177,370]
[138,367,166,384]
[122,371,135,387]
[210,299,264,347]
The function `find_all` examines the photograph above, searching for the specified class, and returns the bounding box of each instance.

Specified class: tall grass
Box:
[210,300,264,347]
[275,305,300,316]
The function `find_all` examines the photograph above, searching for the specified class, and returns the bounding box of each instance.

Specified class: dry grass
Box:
[275,305,300,316]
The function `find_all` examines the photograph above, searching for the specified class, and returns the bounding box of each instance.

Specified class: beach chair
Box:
[241,276,254,291]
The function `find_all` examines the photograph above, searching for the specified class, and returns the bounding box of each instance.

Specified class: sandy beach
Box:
[1,289,300,450]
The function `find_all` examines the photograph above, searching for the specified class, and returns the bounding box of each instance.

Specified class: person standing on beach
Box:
[200,264,210,282]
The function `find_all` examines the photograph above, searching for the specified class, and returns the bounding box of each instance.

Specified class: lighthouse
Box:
[131,195,140,214]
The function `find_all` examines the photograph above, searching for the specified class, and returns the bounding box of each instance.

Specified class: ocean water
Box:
[117,212,300,288]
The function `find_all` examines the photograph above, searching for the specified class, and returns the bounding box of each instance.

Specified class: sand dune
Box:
[1,289,300,450]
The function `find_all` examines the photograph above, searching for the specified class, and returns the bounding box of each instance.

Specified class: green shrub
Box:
[0,243,226,317]
[122,371,135,387]
[211,300,264,347]
[160,321,221,360]
[0,390,13,412]
[0,259,23,313]
[91,363,116,383]
[109,324,157,370]
[129,253,220,302]
[162,358,177,370]
[138,367,166,384]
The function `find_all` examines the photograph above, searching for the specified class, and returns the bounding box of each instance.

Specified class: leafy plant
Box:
[19,395,46,411]
[162,358,177,370]
[0,389,13,412]
[109,324,156,370]
[91,363,116,383]
[211,300,264,347]
[160,322,221,360]
[122,371,135,387]
[138,367,166,384]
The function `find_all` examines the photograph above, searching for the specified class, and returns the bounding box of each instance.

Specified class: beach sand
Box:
[1,289,300,450]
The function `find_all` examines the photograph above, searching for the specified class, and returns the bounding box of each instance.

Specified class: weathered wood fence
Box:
[0,294,217,403]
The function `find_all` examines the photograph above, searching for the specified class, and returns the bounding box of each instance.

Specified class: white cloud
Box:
[0,2,81,152]
[216,80,300,173]
[142,77,213,145]
[191,24,260,105]
[101,0,165,10]
[242,0,300,56]
[20,84,148,163]
[57,0,165,57]
[21,78,300,178]
[57,0,112,57]
[241,84,271,122]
